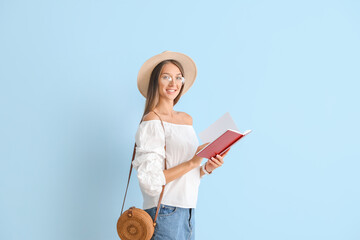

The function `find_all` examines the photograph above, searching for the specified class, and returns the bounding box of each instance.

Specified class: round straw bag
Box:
[117,207,154,240]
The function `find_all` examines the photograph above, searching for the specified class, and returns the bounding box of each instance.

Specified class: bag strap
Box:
[120,144,136,215]
[120,110,167,226]
[152,111,167,226]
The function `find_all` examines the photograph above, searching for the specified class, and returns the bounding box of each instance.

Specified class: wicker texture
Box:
[117,207,154,240]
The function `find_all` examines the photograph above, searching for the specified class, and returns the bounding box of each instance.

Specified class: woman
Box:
[133,51,230,240]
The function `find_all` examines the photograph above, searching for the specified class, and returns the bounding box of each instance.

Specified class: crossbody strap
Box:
[120,110,167,226]
[151,111,167,225]
[120,144,136,215]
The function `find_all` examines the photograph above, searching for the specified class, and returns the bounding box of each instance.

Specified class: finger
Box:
[223,148,231,156]
[211,159,222,168]
[215,154,224,163]
[220,148,231,157]
[215,154,224,164]
[207,159,217,168]
[210,157,222,167]
[209,160,219,168]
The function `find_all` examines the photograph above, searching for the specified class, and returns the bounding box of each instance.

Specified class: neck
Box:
[154,98,175,116]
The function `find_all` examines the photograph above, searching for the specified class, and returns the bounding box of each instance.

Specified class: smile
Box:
[166,89,177,94]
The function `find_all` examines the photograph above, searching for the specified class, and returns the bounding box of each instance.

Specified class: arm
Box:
[142,112,230,184]
[163,143,208,183]
[143,111,208,183]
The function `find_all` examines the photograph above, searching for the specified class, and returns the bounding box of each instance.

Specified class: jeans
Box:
[145,204,195,240]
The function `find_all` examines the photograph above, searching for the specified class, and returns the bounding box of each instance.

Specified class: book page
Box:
[198,112,239,143]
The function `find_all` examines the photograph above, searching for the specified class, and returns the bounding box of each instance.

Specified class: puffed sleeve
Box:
[132,121,166,197]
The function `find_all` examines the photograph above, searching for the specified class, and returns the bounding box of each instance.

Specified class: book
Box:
[196,129,252,159]
[198,112,239,144]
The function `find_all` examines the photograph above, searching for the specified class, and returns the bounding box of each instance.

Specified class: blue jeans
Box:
[145,204,195,240]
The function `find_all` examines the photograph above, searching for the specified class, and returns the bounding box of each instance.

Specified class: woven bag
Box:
[117,111,167,240]
[117,207,154,240]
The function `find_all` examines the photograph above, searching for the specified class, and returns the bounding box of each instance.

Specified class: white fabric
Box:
[132,120,200,210]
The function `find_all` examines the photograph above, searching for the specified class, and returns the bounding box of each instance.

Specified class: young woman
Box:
[133,51,231,240]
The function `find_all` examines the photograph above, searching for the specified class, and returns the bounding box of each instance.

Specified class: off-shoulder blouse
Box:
[132,120,201,210]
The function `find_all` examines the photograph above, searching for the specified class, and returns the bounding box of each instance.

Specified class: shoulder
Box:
[177,111,193,125]
[142,110,193,125]
[136,113,164,138]
[142,111,160,121]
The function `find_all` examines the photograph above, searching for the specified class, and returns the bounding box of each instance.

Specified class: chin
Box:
[166,96,178,101]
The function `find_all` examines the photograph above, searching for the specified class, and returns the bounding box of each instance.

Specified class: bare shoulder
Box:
[143,110,193,125]
[177,111,193,125]
[142,111,159,121]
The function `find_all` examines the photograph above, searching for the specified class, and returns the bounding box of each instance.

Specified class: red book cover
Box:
[196,129,251,159]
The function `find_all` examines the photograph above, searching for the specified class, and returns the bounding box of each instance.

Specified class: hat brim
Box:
[137,51,197,98]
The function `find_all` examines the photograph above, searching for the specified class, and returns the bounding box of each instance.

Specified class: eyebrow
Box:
[162,72,182,75]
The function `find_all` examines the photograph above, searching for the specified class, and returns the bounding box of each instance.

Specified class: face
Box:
[158,63,184,101]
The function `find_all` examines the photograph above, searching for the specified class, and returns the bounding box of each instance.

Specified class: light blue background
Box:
[1,0,359,239]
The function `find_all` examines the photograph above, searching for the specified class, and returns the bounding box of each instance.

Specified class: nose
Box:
[168,77,176,85]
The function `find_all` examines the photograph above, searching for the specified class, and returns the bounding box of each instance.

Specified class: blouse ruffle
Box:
[132,121,166,197]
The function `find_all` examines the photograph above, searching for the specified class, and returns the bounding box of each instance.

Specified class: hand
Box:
[190,142,210,167]
[205,148,231,173]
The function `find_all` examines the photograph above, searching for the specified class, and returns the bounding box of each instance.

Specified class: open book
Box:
[196,129,252,159]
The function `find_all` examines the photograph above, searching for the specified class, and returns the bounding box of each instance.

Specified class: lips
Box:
[166,89,177,94]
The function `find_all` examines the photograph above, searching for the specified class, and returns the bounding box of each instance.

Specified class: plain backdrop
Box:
[1,0,359,239]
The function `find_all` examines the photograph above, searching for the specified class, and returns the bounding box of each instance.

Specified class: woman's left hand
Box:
[205,148,231,173]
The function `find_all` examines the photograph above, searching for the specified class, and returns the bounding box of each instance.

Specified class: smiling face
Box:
[158,62,184,101]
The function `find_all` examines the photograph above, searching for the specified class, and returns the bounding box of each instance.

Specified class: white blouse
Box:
[132,120,201,210]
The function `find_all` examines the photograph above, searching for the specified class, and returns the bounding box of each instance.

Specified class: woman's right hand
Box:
[190,142,210,167]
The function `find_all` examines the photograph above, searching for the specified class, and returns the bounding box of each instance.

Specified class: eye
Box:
[162,75,171,80]
[176,76,183,80]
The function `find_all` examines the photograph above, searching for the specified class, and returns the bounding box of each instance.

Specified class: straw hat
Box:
[137,51,197,98]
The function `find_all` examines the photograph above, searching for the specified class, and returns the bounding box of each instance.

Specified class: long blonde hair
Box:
[141,60,185,120]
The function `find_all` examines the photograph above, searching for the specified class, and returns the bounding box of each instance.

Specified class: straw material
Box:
[117,207,154,240]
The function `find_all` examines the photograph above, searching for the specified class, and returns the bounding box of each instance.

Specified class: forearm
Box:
[163,160,197,184]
